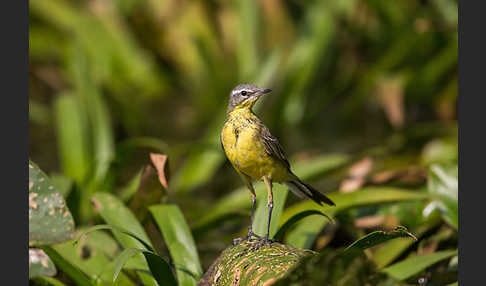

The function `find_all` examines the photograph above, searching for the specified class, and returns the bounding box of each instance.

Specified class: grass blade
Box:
[236,0,259,81]
[91,193,157,286]
[54,93,91,185]
[74,224,154,253]
[273,210,333,241]
[112,248,142,282]
[252,185,288,238]
[427,164,458,229]
[372,219,440,269]
[149,204,202,286]
[41,246,94,286]
[53,228,136,286]
[282,188,429,248]
[343,226,417,254]
[143,251,178,286]
[69,45,115,185]
[193,153,349,234]
[381,249,457,281]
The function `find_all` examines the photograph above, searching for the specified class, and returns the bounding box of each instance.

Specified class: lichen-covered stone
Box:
[198,240,315,286]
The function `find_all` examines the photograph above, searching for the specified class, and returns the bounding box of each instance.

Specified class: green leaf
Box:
[49,174,74,198]
[194,153,349,234]
[236,0,259,81]
[91,192,158,286]
[29,160,75,245]
[31,276,68,286]
[428,164,458,200]
[279,1,336,126]
[112,248,143,282]
[69,45,114,185]
[282,187,429,248]
[426,164,458,229]
[53,93,91,185]
[252,185,288,238]
[149,204,203,286]
[170,115,225,193]
[381,249,457,281]
[343,226,417,254]
[143,251,178,286]
[274,210,333,241]
[372,219,440,269]
[75,224,155,253]
[41,246,94,286]
[53,228,136,286]
[91,193,153,250]
[119,167,144,202]
[29,248,57,278]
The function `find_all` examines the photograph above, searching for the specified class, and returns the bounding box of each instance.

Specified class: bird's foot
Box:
[232,230,262,245]
[249,237,274,251]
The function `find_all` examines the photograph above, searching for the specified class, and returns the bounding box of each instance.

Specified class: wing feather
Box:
[260,124,291,170]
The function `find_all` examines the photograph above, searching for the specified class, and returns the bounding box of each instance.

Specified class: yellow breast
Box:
[221,109,289,182]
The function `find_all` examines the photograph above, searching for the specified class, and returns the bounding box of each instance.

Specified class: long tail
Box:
[285,177,335,206]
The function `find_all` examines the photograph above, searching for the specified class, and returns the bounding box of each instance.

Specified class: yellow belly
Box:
[221,118,289,182]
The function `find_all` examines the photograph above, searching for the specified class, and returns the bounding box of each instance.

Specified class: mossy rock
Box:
[197,240,315,286]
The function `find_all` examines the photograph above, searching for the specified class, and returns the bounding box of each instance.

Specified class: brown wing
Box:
[260,124,291,170]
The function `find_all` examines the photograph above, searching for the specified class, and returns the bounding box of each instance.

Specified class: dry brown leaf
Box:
[339,157,374,193]
[371,166,426,185]
[376,75,405,128]
[354,215,385,228]
[149,153,169,190]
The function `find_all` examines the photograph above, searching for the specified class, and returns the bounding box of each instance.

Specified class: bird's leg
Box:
[233,182,262,245]
[251,176,274,250]
[247,192,261,240]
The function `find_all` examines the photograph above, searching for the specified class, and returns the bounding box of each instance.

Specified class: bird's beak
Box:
[256,88,272,96]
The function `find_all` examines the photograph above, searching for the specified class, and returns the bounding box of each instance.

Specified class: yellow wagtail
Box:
[221,84,335,247]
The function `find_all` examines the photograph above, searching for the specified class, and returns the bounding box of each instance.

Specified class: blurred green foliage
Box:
[29,0,457,285]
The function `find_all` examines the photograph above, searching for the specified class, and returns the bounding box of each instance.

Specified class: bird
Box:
[220,83,335,248]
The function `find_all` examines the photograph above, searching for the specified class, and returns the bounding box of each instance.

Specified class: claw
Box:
[232,230,263,245]
[249,238,274,250]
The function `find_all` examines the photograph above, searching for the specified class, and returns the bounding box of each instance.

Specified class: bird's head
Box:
[227,83,272,113]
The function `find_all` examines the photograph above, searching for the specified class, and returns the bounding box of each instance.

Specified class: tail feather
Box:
[285,179,335,206]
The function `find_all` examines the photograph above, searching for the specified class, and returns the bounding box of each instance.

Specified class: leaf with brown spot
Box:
[29,248,57,278]
[29,160,75,245]
[150,153,169,190]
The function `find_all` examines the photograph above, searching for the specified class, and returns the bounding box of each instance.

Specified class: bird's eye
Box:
[241,90,248,96]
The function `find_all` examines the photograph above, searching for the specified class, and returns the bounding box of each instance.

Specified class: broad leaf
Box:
[91,193,157,286]
[53,228,135,286]
[29,248,56,278]
[149,204,202,286]
[425,164,458,229]
[29,160,75,245]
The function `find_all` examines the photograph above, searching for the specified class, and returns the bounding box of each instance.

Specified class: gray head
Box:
[227,83,272,113]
